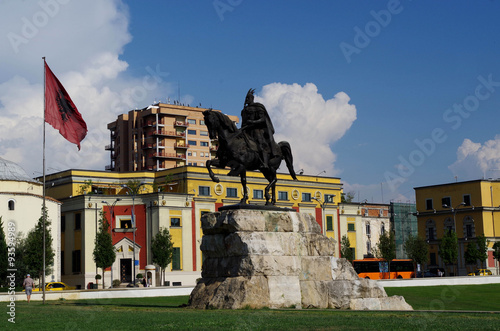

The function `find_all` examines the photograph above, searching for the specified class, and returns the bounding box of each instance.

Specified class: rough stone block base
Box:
[189,210,412,311]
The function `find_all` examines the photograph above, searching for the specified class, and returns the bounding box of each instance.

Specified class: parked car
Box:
[25,282,76,291]
[417,267,445,278]
[467,269,492,276]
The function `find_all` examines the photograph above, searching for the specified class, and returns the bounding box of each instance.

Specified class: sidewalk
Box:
[0,285,195,302]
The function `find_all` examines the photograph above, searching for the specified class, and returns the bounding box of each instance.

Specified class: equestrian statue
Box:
[203,89,297,206]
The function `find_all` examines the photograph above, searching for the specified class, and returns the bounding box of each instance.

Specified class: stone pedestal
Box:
[189,210,412,310]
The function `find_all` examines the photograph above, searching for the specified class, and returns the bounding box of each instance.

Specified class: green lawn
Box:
[385,283,500,311]
[5,284,500,330]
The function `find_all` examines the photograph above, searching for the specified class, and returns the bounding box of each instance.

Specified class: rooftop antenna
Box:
[178,82,180,104]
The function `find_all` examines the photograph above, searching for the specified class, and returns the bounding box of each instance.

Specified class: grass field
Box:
[4,284,500,330]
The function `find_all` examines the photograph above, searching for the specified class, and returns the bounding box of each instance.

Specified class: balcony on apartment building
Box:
[152,152,186,160]
[152,129,186,138]
[174,121,188,127]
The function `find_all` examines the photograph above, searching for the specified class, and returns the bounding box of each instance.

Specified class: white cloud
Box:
[449,136,500,180]
[0,0,175,176]
[255,83,357,177]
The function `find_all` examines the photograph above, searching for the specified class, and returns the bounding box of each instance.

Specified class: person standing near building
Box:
[23,274,34,303]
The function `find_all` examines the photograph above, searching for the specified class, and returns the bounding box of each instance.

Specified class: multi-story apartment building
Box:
[106,103,239,172]
[415,180,500,275]
[43,166,342,289]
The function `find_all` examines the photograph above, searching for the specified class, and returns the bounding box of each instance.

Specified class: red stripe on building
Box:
[215,202,223,211]
[315,207,323,232]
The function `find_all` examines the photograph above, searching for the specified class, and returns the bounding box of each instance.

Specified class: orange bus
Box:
[352,258,415,279]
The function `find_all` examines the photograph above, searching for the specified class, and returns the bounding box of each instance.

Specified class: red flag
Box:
[44,61,87,150]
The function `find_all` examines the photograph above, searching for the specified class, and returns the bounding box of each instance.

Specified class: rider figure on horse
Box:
[241,88,279,170]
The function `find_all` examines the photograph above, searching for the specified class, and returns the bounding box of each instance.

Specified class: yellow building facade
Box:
[44,166,343,288]
[415,180,500,275]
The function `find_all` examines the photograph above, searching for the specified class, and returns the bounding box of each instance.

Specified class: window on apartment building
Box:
[200,130,208,136]
[72,250,81,273]
[75,213,81,230]
[187,119,196,125]
[172,247,181,270]
[187,151,192,156]
[326,215,333,231]
[366,241,371,254]
[444,217,455,233]
[325,194,335,203]
[426,220,436,240]
[381,223,385,235]
[8,200,15,210]
[253,189,264,199]
[302,193,311,202]
[120,218,132,229]
[200,141,208,147]
[170,217,181,227]
[188,140,197,146]
[348,223,355,232]
[426,199,433,210]
[463,216,475,238]
[463,194,471,206]
[466,224,473,238]
[199,186,210,196]
[366,223,371,236]
[278,191,288,201]
[227,188,238,198]
[442,197,451,208]
[350,247,356,259]
[200,120,205,125]
[188,129,196,135]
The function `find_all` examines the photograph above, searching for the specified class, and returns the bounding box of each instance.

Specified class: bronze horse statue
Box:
[203,109,297,205]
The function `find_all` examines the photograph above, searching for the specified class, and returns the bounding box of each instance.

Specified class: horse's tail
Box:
[279,141,297,180]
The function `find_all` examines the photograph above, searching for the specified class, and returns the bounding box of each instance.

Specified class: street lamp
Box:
[101,198,121,288]
[122,183,146,286]
[442,202,466,276]
[442,202,466,232]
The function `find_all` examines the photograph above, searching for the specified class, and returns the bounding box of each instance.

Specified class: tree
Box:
[340,235,354,262]
[341,191,355,203]
[24,207,55,282]
[403,234,428,274]
[0,217,8,286]
[439,230,458,276]
[475,234,489,269]
[93,211,116,289]
[151,227,174,284]
[13,233,29,287]
[464,241,479,273]
[375,231,396,276]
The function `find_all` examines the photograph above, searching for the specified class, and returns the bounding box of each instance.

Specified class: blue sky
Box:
[1,0,500,203]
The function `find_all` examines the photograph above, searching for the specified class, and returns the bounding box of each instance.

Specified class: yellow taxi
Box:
[467,269,493,276]
[27,282,76,291]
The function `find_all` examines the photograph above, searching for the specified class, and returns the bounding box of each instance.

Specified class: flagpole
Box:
[42,56,46,305]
